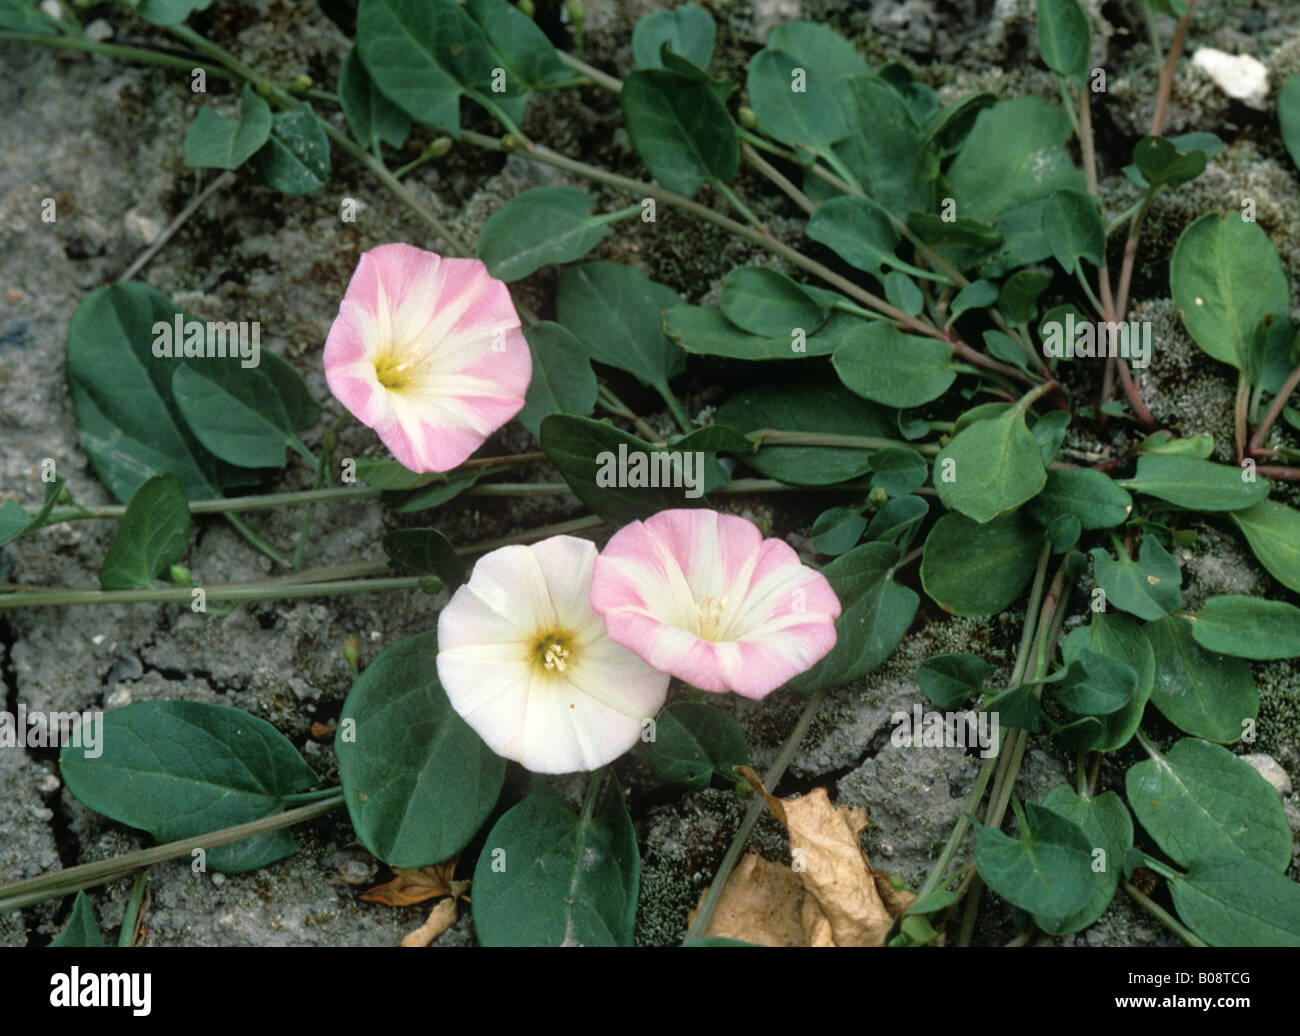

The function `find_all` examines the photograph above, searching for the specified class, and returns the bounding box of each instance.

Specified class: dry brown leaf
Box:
[693,783,913,947]
[361,858,468,907]
[780,787,893,946]
[687,852,805,946]
[402,898,459,948]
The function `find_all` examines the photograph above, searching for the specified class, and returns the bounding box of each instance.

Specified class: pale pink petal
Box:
[591,509,842,699]
[322,244,531,474]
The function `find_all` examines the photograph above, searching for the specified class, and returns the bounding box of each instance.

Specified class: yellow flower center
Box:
[373,347,429,393]
[697,596,727,641]
[532,632,575,675]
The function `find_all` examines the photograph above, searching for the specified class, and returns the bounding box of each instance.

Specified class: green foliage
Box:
[182,84,272,169]
[61,702,319,872]
[643,702,748,790]
[336,632,505,867]
[477,187,614,281]
[98,474,191,591]
[472,777,639,946]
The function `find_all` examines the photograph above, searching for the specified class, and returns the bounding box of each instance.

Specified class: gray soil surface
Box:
[2,0,1298,946]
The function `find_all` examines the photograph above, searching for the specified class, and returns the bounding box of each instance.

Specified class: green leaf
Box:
[1058,612,1154,752]
[746,48,848,158]
[248,105,330,195]
[1142,615,1257,743]
[462,0,571,92]
[356,0,501,137]
[1229,500,1300,593]
[973,801,1098,919]
[1052,650,1137,715]
[477,187,613,281]
[621,68,737,197]
[820,76,929,217]
[0,477,64,549]
[1119,453,1268,512]
[472,776,639,946]
[1089,535,1181,621]
[833,323,958,409]
[1281,75,1300,171]
[715,377,892,485]
[182,83,272,170]
[1170,211,1289,373]
[338,47,412,151]
[934,404,1047,524]
[998,270,1052,326]
[49,891,107,948]
[787,542,919,693]
[336,632,505,867]
[865,494,928,542]
[905,212,1003,269]
[806,196,904,279]
[541,416,706,526]
[556,262,683,391]
[946,97,1084,272]
[718,267,831,337]
[61,701,318,873]
[355,458,441,491]
[883,272,924,316]
[1127,737,1291,871]
[810,507,867,556]
[632,3,715,69]
[664,306,858,360]
[1028,467,1132,529]
[1190,595,1300,659]
[516,322,598,439]
[171,363,297,469]
[65,283,254,503]
[98,474,191,591]
[1132,134,1206,189]
[950,279,999,320]
[1036,0,1091,87]
[381,471,482,513]
[381,527,463,584]
[921,512,1040,617]
[1032,788,1133,934]
[918,653,992,708]
[1041,188,1104,273]
[258,352,322,433]
[869,448,928,497]
[135,0,212,26]
[644,702,748,790]
[0,0,57,32]
[1169,857,1300,947]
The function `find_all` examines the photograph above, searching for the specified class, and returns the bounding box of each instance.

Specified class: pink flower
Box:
[437,536,671,774]
[590,510,842,699]
[323,243,530,473]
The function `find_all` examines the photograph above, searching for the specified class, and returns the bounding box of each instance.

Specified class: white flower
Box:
[436,536,671,774]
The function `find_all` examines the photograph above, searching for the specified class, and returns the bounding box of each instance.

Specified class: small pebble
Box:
[1241,753,1292,796]
[1191,48,1269,104]
[84,18,112,41]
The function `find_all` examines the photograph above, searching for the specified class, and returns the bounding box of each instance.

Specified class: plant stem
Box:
[554,48,622,93]
[117,871,148,947]
[466,131,1037,386]
[0,29,238,80]
[1248,361,1300,456]
[752,429,940,456]
[0,796,344,912]
[1123,879,1207,947]
[684,686,828,942]
[225,513,293,568]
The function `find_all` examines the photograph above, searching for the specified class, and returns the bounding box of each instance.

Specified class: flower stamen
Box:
[696,596,727,641]
[533,632,574,674]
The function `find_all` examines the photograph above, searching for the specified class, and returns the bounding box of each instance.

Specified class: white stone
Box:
[84,18,113,42]
[1241,753,1292,796]
[1191,48,1269,104]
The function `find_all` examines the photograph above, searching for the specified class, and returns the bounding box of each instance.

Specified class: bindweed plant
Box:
[2,0,1300,948]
